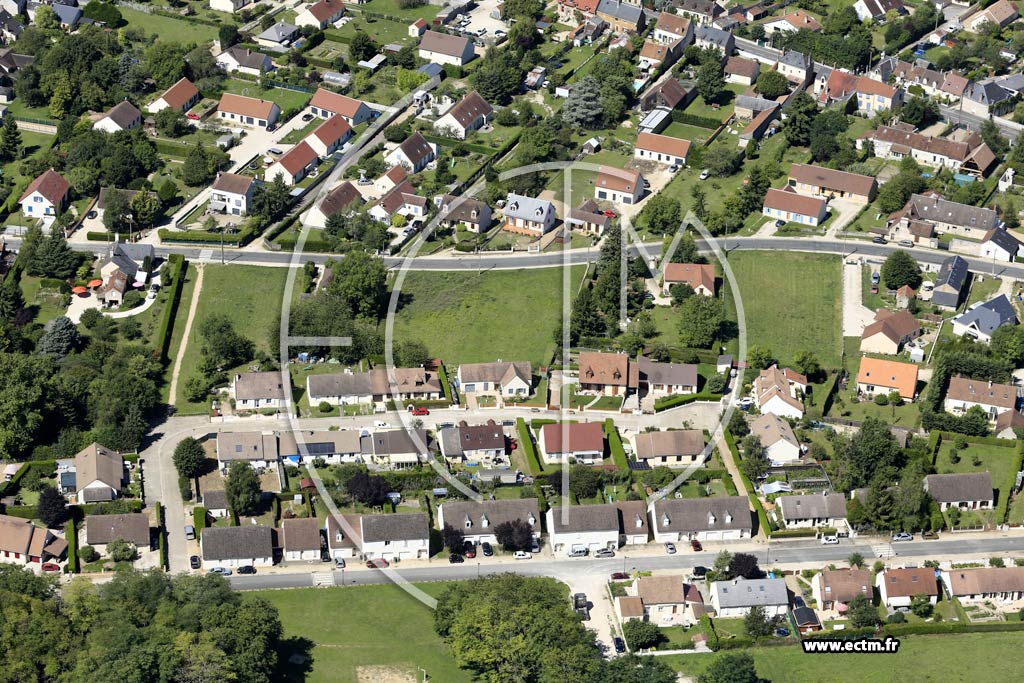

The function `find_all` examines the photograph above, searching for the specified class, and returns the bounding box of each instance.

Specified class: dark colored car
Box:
[481,542,493,557]
[573,593,588,609]
[691,566,708,578]
[775,219,786,228]
[449,553,464,564]
[189,556,200,569]
[237,565,257,575]
[301,113,314,122]
[367,558,389,569]
[872,236,888,244]
[463,541,476,559]
[610,572,630,581]
[691,540,703,552]
[775,628,790,638]
[613,637,626,653]
[576,607,590,621]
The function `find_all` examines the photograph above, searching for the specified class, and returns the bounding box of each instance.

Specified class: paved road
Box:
[226,535,1024,591]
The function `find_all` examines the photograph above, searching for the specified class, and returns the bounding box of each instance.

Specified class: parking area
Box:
[460,0,508,44]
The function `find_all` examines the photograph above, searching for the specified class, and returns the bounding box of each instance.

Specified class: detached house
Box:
[148,77,200,114]
[84,513,150,553]
[762,187,828,226]
[753,365,807,419]
[651,496,753,543]
[502,193,557,236]
[860,309,922,355]
[439,420,505,466]
[750,413,801,464]
[932,255,969,309]
[457,360,532,397]
[776,50,813,86]
[813,568,873,611]
[778,492,848,530]
[295,0,345,30]
[539,422,605,465]
[925,472,994,511]
[93,100,143,133]
[439,499,541,546]
[19,168,69,218]
[818,70,898,114]
[201,526,274,568]
[979,228,1022,262]
[951,295,1018,343]
[788,164,877,204]
[308,181,363,227]
[210,172,257,216]
[878,568,939,609]
[210,0,251,13]
[633,429,705,467]
[217,93,280,128]
[255,21,299,49]
[943,375,1019,420]
[308,89,373,125]
[725,56,760,86]
[75,443,124,503]
[567,198,610,236]
[265,141,318,185]
[710,577,789,618]
[763,9,822,34]
[216,47,274,76]
[941,567,1024,605]
[595,165,644,205]
[627,575,706,625]
[232,371,287,410]
[434,90,493,139]
[853,0,905,21]
[636,357,699,396]
[385,131,437,172]
[856,357,919,401]
[965,0,1018,31]
[369,180,427,224]
[437,194,492,233]
[694,25,734,54]
[634,132,691,166]
[418,30,475,66]
[578,352,638,396]
[306,114,353,157]
[663,262,715,296]
[0,514,66,568]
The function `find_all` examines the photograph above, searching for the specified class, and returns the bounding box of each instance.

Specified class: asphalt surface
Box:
[227,535,1024,590]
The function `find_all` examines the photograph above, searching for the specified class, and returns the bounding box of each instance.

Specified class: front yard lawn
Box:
[221,79,312,112]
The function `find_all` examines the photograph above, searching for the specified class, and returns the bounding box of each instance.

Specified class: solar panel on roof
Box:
[301,442,335,456]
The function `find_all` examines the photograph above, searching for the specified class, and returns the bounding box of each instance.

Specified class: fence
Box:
[265,80,315,94]
[13,117,58,134]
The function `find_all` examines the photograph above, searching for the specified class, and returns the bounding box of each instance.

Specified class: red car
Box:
[411,407,429,416]
[41,562,61,572]
[186,112,200,120]
[366,558,389,569]
[691,540,703,552]
[610,572,629,581]
[509,438,518,450]
[602,210,617,218]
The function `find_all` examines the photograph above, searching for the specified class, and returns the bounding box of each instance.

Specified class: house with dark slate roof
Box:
[547,501,649,551]
[439,499,541,545]
[925,472,994,510]
[932,255,969,309]
[201,525,275,567]
[951,295,1018,343]
[652,496,753,543]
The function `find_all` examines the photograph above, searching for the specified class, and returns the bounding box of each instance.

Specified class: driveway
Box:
[842,261,874,337]
[825,198,864,237]
[65,291,99,324]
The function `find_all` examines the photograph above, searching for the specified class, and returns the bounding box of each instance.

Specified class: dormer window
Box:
[481,514,489,528]
[635,514,643,529]
[725,510,732,524]
[335,530,343,542]
[464,515,473,529]
[708,511,716,525]
[661,513,670,527]
[527,513,536,526]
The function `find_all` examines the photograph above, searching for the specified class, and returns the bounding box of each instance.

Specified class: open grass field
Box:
[725,251,842,368]
[388,266,586,368]
[328,16,417,46]
[174,264,287,411]
[120,7,219,43]
[222,79,312,112]
[259,584,472,683]
[19,275,67,325]
[661,632,1024,682]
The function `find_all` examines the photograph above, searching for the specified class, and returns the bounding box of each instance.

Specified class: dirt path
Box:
[167,264,205,407]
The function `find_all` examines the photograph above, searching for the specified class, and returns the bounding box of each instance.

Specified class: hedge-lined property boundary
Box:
[726,430,774,537]
[154,254,186,362]
[604,419,628,470]
[193,507,207,539]
[516,418,543,475]
[65,519,79,574]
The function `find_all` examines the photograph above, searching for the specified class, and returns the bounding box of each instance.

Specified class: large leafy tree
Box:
[561,76,604,130]
[880,250,923,290]
[640,194,682,235]
[37,485,69,527]
[678,295,723,348]
[493,519,534,551]
[696,59,725,104]
[783,91,817,147]
[173,437,206,479]
[0,352,54,458]
[225,461,261,516]
[198,314,254,369]
[697,653,759,683]
[754,69,788,99]
[29,233,79,278]
[327,250,387,320]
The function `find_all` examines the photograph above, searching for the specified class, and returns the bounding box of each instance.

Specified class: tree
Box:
[900,95,938,127]
[728,552,764,580]
[698,653,758,683]
[395,339,431,367]
[706,373,727,394]
[442,523,465,553]
[981,119,1009,158]
[678,295,723,348]
[792,350,820,380]
[640,194,681,234]
[784,91,817,147]
[696,60,725,103]
[154,108,187,138]
[910,593,934,618]
[29,233,79,278]
[622,620,665,650]
[876,171,925,213]
[754,69,789,99]
[37,316,80,359]
[728,410,749,437]
[568,465,603,499]
[219,24,240,49]
[746,345,774,370]
[37,485,69,527]
[82,1,123,27]
[880,250,923,290]
[848,552,865,568]
[561,76,604,129]
[346,471,388,507]
[350,32,378,62]
[494,518,534,551]
[182,143,214,186]
[501,0,543,18]
[670,283,695,306]
[107,538,136,562]
[102,188,131,233]
[471,49,524,105]
[225,461,261,516]
[198,314,254,370]
[173,437,206,479]
[0,114,21,162]
[847,593,880,628]
[744,605,772,638]
[130,190,160,228]
[703,145,740,177]
[328,250,387,319]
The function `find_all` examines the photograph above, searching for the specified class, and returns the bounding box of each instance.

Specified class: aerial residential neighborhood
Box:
[4,0,1024,680]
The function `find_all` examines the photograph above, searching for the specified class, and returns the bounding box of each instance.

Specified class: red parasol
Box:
[87,279,102,287]
[71,286,87,294]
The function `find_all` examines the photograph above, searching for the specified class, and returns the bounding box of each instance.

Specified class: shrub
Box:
[874,393,890,406]
[179,474,193,502]
[108,539,136,562]
[622,620,666,650]
[887,611,907,624]
[318,401,332,413]
[79,545,99,563]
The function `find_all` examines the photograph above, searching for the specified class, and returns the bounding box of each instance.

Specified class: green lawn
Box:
[829,350,923,426]
[19,275,68,325]
[965,274,1002,306]
[120,7,219,43]
[661,632,1024,682]
[160,263,198,402]
[258,584,472,683]
[222,79,312,112]
[546,149,633,204]
[353,0,440,21]
[389,267,585,368]
[175,265,288,412]
[725,251,842,368]
[934,441,1017,520]
[327,16,418,46]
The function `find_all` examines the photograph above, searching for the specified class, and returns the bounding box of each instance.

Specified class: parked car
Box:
[691,565,708,578]
[602,210,617,218]
[410,407,429,416]
[448,553,465,564]
[871,271,880,284]
[922,531,939,540]
[335,557,346,568]
[610,572,630,581]
[892,532,913,542]
[495,29,507,37]
[481,542,493,557]
[208,567,232,576]
[237,565,257,575]
[595,548,615,558]
[699,169,710,180]
[642,178,651,189]
[821,535,839,545]
[513,551,532,559]
[775,219,786,228]
[793,596,806,608]
[691,540,703,552]
[872,236,888,244]
[573,593,588,609]
[301,113,314,122]
[531,538,540,553]
[568,547,589,558]
[41,562,61,572]
[184,525,196,540]
[613,636,626,653]
[665,542,677,555]
[669,164,679,173]
[190,555,201,569]
[576,607,590,621]
[86,210,98,219]
[367,558,389,568]
[463,541,476,559]
[775,628,790,637]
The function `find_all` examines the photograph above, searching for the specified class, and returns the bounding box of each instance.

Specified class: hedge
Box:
[274,234,334,252]
[770,528,819,538]
[670,109,723,129]
[193,506,208,538]
[87,231,116,241]
[0,462,29,496]
[158,229,243,244]
[39,277,71,293]
[65,519,79,574]
[2,505,36,519]
[1001,442,1024,524]
[437,363,454,403]
[517,418,543,475]
[154,254,186,362]
[654,391,723,412]
[76,499,144,516]
[604,419,629,470]
[726,430,774,536]
[155,501,167,571]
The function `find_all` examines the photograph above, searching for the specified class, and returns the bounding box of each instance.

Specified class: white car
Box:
[495,29,507,37]
[373,420,392,429]
[820,535,839,545]
[513,551,532,560]
[699,170,710,180]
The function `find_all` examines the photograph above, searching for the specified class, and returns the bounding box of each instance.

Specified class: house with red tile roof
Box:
[19,169,69,218]
[635,132,691,166]
[308,88,373,125]
[217,93,280,128]
[762,186,827,226]
[147,77,200,114]
[265,141,318,185]
[306,114,352,157]
[296,0,345,30]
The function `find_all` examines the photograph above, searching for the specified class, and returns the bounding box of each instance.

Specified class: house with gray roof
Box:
[951,295,1018,343]
[232,371,287,410]
[278,430,363,465]
[637,357,698,396]
[778,492,848,530]
[962,80,1016,117]
[651,496,753,543]
[255,21,298,48]
[201,489,229,518]
[456,360,532,397]
[633,430,705,467]
[84,513,150,550]
[932,255,969,309]
[695,25,734,55]
[360,513,430,559]
[201,525,275,567]
[439,420,506,466]
[980,227,1022,262]
[502,193,557,236]
[50,2,81,27]
[925,472,994,511]
[216,432,279,470]
[438,498,541,545]
[94,100,143,134]
[777,50,813,85]
[596,0,645,32]
[710,577,789,617]
[360,429,429,469]
[547,501,649,551]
